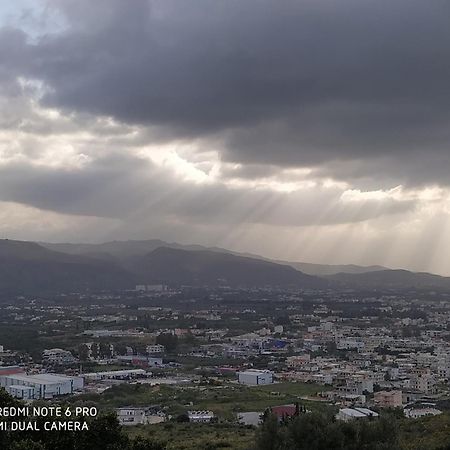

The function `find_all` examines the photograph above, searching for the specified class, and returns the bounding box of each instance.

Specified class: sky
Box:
[1,0,450,274]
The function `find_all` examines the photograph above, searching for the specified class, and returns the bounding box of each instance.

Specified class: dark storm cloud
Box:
[0,154,415,226]
[3,0,450,186]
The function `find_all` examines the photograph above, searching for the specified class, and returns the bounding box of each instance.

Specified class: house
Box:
[146,345,165,355]
[374,390,403,408]
[286,354,310,368]
[116,406,166,426]
[269,404,301,421]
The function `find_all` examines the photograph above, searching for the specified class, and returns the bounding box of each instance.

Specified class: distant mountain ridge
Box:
[0,239,135,295]
[0,238,448,295]
[275,261,387,276]
[328,269,450,290]
[42,239,388,276]
[0,239,328,294]
[132,246,325,288]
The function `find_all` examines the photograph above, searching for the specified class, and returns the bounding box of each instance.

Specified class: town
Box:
[1,284,450,448]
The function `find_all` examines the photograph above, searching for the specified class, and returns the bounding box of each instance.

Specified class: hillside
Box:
[0,239,135,295]
[41,239,387,275]
[328,269,450,290]
[132,247,327,288]
[277,261,387,276]
[10,239,450,293]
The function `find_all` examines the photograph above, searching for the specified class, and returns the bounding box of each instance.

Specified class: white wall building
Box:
[188,410,215,423]
[6,385,35,400]
[82,369,147,381]
[405,407,442,419]
[336,408,379,422]
[238,369,273,386]
[146,344,165,354]
[116,407,166,426]
[0,373,83,399]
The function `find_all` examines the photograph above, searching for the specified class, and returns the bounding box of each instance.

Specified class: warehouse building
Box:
[82,368,147,382]
[0,373,84,400]
[238,369,274,385]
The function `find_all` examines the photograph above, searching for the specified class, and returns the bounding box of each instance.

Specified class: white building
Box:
[238,369,273,386]
[404,407,442,419]
[188,410,216,423]
[116,406,166,426]
[136,284,167,292]
[336,408,379,422]
[410,370,437,394]
[6,385,35,400]
[0,373,83,400]
[82,369,147,381]
[146,344,165,354]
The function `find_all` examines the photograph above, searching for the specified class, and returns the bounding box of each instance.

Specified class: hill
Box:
[41,239,387,275]
[0,239,135,295]
[277,261,387,276]
[132,247,326,288]
[11,238,450,293]
[328,269,450,290]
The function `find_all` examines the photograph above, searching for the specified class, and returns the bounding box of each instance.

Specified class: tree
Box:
[0,389,166,450]
[114,343,127,356]
[156,333,178,352]
[255,410,400,450]
[176,413,189,423]
[131,437,166,450]
[255,413,284,450]
[90,343,99,360]
[78,344,90,362]
[99,342,112,359]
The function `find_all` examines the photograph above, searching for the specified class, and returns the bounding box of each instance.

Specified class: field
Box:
[126,423,255,450]
[69,381,332,421]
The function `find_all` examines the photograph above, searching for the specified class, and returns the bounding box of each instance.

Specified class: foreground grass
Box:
[399,413,450,450]
[126,422,255,450]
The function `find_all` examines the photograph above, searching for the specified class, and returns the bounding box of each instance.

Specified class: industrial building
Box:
[238,369,273,386]
[82,368,147,382]
[336,408,379,422]
[0,373,84,400]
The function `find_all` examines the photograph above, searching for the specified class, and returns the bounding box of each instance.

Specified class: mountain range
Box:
[0,238,449,295]
[42,239,387,276]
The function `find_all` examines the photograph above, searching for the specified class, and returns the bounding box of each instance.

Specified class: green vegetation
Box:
[4,383,450,449]
[255,410,450,450]
[126,423,254,450]
[256,411,399,450]
[0,389,164,450]
[399,413,450,450]
[68,381,330,420]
